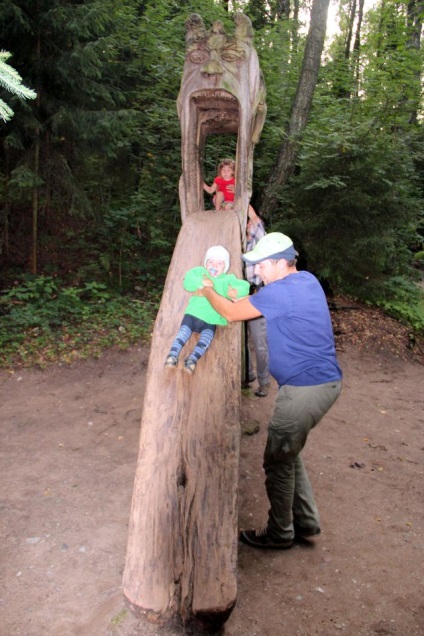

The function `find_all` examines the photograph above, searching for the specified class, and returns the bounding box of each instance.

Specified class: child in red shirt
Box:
[203,158,235,211]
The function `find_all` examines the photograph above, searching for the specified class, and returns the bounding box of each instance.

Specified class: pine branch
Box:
[0,50,36,122]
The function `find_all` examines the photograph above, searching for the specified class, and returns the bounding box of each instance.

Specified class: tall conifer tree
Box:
[0,0,139,273]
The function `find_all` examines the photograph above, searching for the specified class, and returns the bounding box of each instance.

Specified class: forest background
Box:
[0,0,423,368]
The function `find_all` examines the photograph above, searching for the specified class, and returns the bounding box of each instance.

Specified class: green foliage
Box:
[0,275,159,368]
[276,117,422,296]
[0,49,36,122]
[371,277,424,334]
[1,0,424,360]
[252,20,307,198]
[7,165,43,197]
[1,276,113,334]
[0,0,144,264]
[98,199,174,290]
[258,0,424,331]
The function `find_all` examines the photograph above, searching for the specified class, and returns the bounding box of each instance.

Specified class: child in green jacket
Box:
[165,245,249,375]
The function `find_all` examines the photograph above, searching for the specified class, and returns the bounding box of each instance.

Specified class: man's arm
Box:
[199,286,262,322]
[248,206,265,240]
[248,204,260,225]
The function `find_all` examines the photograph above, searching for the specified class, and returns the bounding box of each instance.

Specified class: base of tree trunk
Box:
[123,211,244,626]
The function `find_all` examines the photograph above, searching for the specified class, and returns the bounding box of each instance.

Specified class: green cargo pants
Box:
[264,380,342,541]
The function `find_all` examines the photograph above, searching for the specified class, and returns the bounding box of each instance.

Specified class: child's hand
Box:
[202,276,214,288]
[203,182,216,194]
[227,285,238,300]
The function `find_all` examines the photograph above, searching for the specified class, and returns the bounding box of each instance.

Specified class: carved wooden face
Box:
[186,30,248,79]
[177,13,266,220]
[181,15,253,96]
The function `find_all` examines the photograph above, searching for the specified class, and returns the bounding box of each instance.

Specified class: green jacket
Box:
[183,266,249,326]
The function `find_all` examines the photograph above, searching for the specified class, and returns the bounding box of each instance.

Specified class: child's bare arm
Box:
[203,181,217,195]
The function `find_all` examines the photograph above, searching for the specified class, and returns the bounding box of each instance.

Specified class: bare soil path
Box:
[1,300,423,636]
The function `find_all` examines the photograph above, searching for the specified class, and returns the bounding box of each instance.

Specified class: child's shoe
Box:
[164,354,178,368]
[183,357,197,375]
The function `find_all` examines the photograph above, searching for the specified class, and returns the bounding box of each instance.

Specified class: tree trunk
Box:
[352,0,365,97]
[31,0,41,275]
[275,0,291,20]
[344,0,357,61]
[123,212,243,628]
[259,0,330,218]
[406,0,424,125]
[31,133,40,275]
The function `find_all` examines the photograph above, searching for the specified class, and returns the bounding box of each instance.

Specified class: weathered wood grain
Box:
[124,11,267,627]
[123,212,244,626]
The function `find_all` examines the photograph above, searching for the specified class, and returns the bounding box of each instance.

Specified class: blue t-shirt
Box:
[249,271,342,387]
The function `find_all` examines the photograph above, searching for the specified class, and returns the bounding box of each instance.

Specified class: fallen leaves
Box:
[330,295,424,363]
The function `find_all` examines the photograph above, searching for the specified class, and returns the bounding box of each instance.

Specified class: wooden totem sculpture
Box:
[123,13,266,628]
[178,12,266,227]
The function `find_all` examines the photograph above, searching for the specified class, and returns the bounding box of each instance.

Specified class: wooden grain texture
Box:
[124,11,267,627]
[123,211,244,626]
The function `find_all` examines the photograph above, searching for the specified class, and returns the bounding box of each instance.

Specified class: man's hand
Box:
[193,286,262,321]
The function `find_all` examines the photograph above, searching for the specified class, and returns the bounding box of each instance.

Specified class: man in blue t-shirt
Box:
[198,232,342,550]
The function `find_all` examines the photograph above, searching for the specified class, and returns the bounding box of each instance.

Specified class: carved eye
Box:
[220,47,244,63]
[188,49,210,64]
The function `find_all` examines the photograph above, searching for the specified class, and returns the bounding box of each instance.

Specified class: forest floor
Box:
[1,296,424,636]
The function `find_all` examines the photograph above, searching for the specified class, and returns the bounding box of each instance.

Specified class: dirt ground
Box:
[1,297,424,636]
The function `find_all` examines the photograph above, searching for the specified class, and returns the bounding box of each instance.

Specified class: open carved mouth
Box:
[177,16,264,220]
[190,89,239,136]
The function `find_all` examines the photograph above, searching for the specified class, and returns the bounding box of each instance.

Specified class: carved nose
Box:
[202,61,224,75]
[202,51,224,75]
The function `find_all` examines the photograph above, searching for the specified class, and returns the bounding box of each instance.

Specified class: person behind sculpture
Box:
[203,158,235,211]
[165,245,249,375]
[196,232,343,549]
[245,206,271,397]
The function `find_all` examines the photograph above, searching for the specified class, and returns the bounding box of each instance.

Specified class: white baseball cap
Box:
[242,232,298,264]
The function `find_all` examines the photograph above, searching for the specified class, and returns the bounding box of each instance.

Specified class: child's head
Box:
[217,158,235,179]
[204,245,230,277]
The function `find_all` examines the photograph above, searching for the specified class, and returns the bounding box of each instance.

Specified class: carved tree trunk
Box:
[123,212,243,627]
[123,12,266,628]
